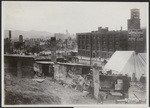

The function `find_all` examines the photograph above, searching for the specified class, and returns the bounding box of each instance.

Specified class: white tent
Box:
[104,51,146,80]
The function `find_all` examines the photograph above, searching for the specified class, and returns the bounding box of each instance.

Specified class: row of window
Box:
[78,45,117,51]
[78,50,113,58]
[78,40,119,47]
[128,29,143,32]
[128,38,143,41]
[128,34,143,38]
[78,34,121,40]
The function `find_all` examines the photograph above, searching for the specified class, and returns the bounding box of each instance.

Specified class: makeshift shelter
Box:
[104,51,146,81]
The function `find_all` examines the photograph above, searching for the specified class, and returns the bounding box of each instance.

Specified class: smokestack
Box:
[51,37,56,62]
[121,27,122,31]
[9,30,11,41]
[19,35,23,43]
[98,26,102,32]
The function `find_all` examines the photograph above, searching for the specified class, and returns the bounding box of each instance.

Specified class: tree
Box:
[14,42,23,50]
[31,44,42,54]
[45,39,51,50]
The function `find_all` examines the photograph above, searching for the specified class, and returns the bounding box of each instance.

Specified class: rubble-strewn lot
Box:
[4,73,146,105]
[5,73,97,105]
[5,73,61,104]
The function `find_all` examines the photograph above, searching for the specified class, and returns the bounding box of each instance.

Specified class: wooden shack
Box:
[4,54,35,78]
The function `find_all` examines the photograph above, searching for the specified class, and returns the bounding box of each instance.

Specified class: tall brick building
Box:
[128,9,141,30]
[77,27,128,58]
[127,8,146,53]
[76,8,146,59]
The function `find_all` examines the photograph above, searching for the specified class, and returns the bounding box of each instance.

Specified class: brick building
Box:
[127,8,146,53]
[77,27,128,59]
[77,8,146,59]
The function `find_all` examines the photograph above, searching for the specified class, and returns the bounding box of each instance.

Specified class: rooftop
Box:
[4,54,35,58]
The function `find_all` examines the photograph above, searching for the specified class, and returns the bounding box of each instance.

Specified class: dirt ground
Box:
[4,73,146,105]
[4,73,98,105]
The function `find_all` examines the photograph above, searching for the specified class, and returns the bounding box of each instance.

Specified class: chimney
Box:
[105,27,108,32]
[19,35,23,43]
[120,26,122,31]
[9,30,11,41]
[98,26,102,32]
[51,37,56,62]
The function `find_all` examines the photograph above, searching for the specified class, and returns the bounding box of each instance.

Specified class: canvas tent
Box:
[104,51,146,81]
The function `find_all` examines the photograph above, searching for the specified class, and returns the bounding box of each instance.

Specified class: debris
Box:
[116,99,127,104]
[133,93,142,102]
[82,90,89,97]
[109,92,123,96]
[32,79,45,83]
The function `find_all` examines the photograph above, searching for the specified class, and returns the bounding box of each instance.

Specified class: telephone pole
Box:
[90,35,93,65]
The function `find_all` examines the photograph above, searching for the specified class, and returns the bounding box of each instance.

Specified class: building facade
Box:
[127,8,146,53]
[77,8,146,59]
[77,27,128,59]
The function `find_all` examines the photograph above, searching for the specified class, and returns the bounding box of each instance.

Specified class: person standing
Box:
[75,75,85,92]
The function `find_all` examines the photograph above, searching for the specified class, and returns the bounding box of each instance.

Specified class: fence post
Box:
[92,63,100,100]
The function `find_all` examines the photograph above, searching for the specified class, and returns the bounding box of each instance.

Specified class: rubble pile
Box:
[5,73,61,105]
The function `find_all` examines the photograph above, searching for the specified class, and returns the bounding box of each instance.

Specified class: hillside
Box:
[4,73,97,105]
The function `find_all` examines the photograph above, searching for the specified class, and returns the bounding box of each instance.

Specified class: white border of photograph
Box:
[1,1,149,107]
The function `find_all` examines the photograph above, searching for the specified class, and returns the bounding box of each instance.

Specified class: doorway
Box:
[42,64,49,77]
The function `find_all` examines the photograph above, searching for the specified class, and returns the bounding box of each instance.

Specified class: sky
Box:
[2,2,148,34]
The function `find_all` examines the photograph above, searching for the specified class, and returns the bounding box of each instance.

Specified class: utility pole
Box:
[65,39,67,56]
[135,37,137,53]
[51,37,56,62]
[90,35,93,65]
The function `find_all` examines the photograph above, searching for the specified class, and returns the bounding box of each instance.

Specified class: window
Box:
[133,30,136,32]
[78,45,80,49]
[86,45,90,49]
[140,34,143,38]
[128,34,131,38]
[86,40,89,44]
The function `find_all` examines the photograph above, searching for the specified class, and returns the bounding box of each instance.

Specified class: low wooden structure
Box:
[4,54,35,78]
[35,61,91,80]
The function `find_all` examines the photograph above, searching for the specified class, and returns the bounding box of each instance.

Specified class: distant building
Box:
[128,9,140,30]
[77,27,128,59]
[54,33,68,41]
[76,8,146,59]
[13,35,25,52]
[127,8,146,53]
[50,37,56,62]
[9,30,11,42]
[4,30,13,54]
[24,38,44,47]
[19,35,23,43]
